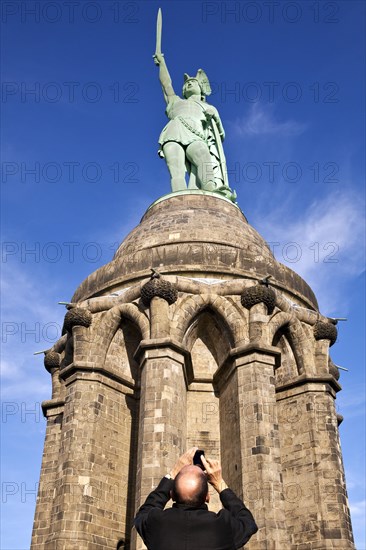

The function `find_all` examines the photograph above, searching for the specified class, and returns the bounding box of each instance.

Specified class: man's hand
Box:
[201,456,228,493]
[170,447,197,478]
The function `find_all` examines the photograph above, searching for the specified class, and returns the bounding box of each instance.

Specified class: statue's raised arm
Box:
[153,53,175,104]
[153,9,236,202]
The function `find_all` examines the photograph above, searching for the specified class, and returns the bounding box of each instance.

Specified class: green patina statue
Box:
[153,9,237,203]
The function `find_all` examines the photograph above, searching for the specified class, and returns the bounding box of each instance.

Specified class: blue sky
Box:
[1,1,365,547]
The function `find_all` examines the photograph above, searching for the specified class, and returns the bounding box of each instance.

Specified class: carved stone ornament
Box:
[44,351,61,370]
[141,278,178,306]
[328,358,340,380]
[240,285,276,315]
[313,320,338,346]
[63,307,92,332]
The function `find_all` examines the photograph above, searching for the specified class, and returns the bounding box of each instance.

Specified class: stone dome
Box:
[72,191,318,309]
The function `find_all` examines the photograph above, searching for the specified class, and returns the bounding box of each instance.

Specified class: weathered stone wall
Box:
[187,387,221,512]
[219,371,243,497]
[277,386,354,548]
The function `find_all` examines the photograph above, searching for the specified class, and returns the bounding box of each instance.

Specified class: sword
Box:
[154,8,163,64]
[211,118,229,188]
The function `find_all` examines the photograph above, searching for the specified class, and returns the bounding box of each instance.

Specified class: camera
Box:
[193,450,205,470]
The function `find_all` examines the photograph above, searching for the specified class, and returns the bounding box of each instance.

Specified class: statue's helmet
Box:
[183,69,211,100]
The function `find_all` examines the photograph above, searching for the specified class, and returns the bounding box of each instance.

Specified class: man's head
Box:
[171,465,209,507]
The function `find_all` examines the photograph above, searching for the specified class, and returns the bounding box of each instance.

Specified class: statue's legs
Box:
[186,141,216,191]
[162,142,187,191]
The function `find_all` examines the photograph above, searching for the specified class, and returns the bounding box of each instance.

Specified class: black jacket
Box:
[134,477,258,550]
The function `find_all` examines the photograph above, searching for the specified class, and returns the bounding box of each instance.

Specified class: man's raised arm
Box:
[202,456,258,548]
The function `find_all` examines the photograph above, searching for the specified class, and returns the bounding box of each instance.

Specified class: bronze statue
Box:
[153,9,236,202]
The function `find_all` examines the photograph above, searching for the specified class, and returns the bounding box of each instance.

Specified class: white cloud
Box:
[253,191,365,314]
[1,263,62,399]
[350,500,366,517]
[1,262,63,323]
[337,386,366,412]
[349,501,366,550]
[231,104,308,138]
[1,377,51,400]
[345,465,366,488]
[1,359,22,380]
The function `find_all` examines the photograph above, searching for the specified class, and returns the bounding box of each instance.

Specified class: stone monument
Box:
[31,10,354,550]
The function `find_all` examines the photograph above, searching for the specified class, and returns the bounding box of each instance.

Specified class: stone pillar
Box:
[216,344,291,549]
[150,296,170,339]
[140,276,178,341]
[277,380,355,548]
[31,401,64,549]
[44,370,134,550]
[31,352,64,549]
[133,340,188,550]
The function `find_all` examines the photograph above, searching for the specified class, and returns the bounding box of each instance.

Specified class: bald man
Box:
[134,448,258,550]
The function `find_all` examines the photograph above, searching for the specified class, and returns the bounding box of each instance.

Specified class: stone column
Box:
[31,401,64,549]
[133,339,188,550]
[31,352,64,549]
[277,380,355,549]
[216,344,291,549]
[150,296,170,339]
[44,370,134,550]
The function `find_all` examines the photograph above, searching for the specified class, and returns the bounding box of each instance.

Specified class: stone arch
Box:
[183,305,228,508]
[184,309,232,377]
[273,332,299,386]
[267,311,294,343]
[268,312,315,375]
[286,320,316,375]
[92,303,149,368]
[116,303,149,338]
[172,293,245,347]
[104,319,142,385]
